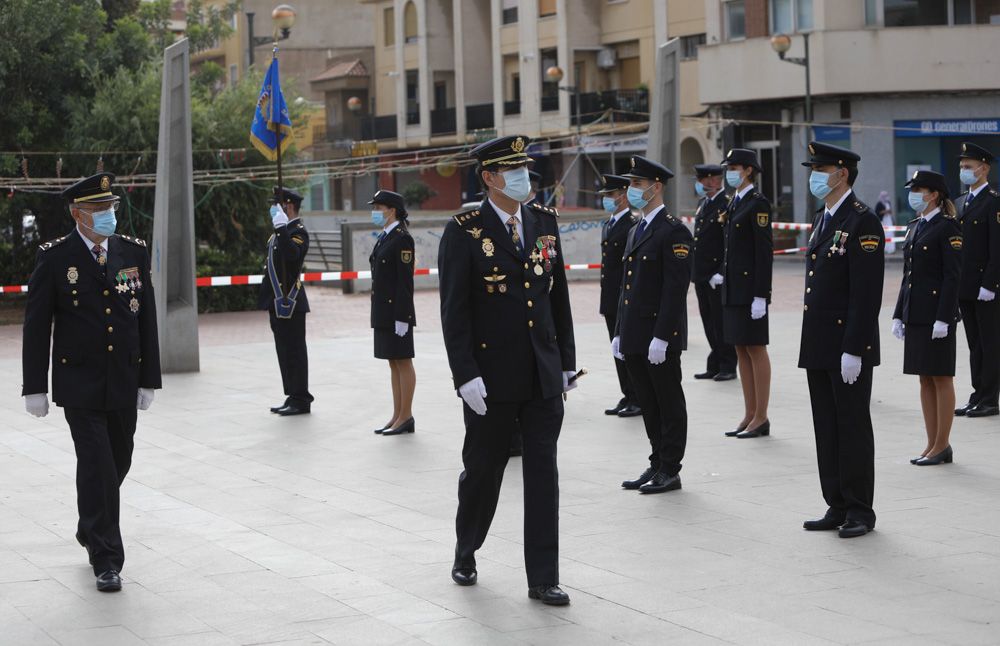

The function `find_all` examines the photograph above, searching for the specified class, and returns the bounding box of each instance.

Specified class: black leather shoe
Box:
[617,404,642,418]
[694,371,717,380]
[909,454,926,465]
[803,515,845,531]
[966,404,999,418]
[605,398,628,415]
[713,372,737,381]
[736,420,770,439]
[724,422,749,437]
[915,445,953,466]
[639,472,681,494]
[374,424,390,435]
[382,417,415,436]
[838,520,872,538]
[451,564,477,586]
[622,467,656,490]
[954,404,971,416]
[528,584,570,606]
[76,533,94,566]
[96,570,122,592]
[277,405,310,416]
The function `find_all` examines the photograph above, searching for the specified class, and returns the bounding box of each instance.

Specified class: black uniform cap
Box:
[958,142,995,164]
[801,142,860,168]
[470,135,534,169]
[274,187,304,209]
[904,169,949,198]
[621,156,674,183]
[369,189,408,217]
[722,148,762,171]
[694,164,724,178]
[62,172,118,205]
[598,174,631,193]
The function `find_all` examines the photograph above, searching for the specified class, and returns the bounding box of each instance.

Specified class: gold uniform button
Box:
[527,300,534,308]
[107,345,114,352]
[806,287,811,293]
[61,358,67,364]
[932,290,937,295]
[923,246,928,251]
[809,271,814,276]
[908,283,912,288]
[528,320,534,328]
[72,289,78,295]
[837,319,843,325]
[628,256,633,262]
[642,256,647,260]
[627,271,632,276]
[804,305,809,311]
[524,282,530,289]
[103,289,109,296]
[493,266,499,271]
[743,271,748,276]
[481,343,487,349]
[107,326,113,333]
[811,254,817,260]
[866,345,872,350]
[626,284,631,290]
[105,308,112,315]
[524,263,529,270]
[624,299,629,305]
[388,298,392,303]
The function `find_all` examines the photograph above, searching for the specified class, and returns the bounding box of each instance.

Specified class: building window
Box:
[540,48,559,112]
[383,7,395,46]
[502,0,518,25]
[539,0,556,17]
[229,64,238,87]
[770,0,813,33]
[884,0,947,26]
[403,1,418,43]
[864,0,878,25]
[679,33,706,60]
[406,69,419,124]
[724,0,746,40]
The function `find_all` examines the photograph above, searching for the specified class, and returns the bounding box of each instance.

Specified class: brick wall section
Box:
[746,0,770,38]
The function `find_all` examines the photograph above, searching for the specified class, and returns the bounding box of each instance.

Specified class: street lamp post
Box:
[771,32,812,226]
[247,4,297,68]
[545,66,581,140]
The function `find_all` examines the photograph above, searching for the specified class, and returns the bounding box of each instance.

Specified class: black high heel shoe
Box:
[736,420,770,439]
[382,417,415,436]
[909,453,928,465]
[915,445,952,466]
[725,422,749,437]
[374,422,393,435]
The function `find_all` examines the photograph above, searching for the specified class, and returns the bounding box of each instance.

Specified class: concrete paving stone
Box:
[310,615,430,646]
[51,625,148,646]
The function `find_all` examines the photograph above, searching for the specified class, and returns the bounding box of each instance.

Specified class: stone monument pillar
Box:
[647,38,681,218]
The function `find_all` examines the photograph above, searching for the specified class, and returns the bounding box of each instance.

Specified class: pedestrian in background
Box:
[876,191,896,254]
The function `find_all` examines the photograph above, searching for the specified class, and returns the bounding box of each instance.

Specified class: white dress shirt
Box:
[489,198,524,244]
[77,227,109,262]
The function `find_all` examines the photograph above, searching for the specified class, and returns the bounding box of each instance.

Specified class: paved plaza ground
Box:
[1,262,999,645]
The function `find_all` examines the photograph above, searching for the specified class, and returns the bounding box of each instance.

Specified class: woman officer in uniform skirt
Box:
[720,149,773,439]
[369,190,417,436]
[891,170,961,465]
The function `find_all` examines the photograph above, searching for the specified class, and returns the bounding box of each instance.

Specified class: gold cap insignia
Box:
[511,137,525,153]
[808,144,815,155]
[100,176,110,191]
[630,157,636,168]
[962,144,968,152]
[727,149,734,158]
[912,171,919,180]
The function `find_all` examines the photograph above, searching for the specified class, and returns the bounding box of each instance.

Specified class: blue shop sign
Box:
[895,119,1000,138]
[812,125,851,142]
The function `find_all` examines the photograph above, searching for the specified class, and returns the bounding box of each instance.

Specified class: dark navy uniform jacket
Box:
[692,190,729,284]
[370,224,416,330]
[721,188,773,306]
[438,200,575,402]
[258,218,311,313]
[599,211,636,317]
[798,192,885,371]
[22,231,161,410]
[956,186,1000,300]
[893,213,962,325]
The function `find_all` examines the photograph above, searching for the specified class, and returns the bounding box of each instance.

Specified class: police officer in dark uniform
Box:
[611,156,692,494]
[598,174,641,417]
[720,149,773,438]
[21,172,162,592]
[259,187,314,416]
[691,163,737,381]
[439,135,576,605]
[369,189,417,436]
[891,170,961,465]
[799,142,884,539]
[954,142,1000,418]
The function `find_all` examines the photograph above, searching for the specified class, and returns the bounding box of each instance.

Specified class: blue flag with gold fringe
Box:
[250,57,293,161]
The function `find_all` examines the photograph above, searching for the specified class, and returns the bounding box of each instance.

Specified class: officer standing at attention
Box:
[691,164,737,382]
[22,172,161,592]
[259,187,314,416]
[799,142,884,539]
[954,143,1000,418]
[369,190,417,436]
[598,174,641,418]
[438,135,577,605]
[611,156,693,494]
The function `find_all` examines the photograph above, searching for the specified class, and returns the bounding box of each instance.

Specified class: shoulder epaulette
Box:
[452,208,481,228]
[38,234,71,251]
[528,201,559,217]
[908,216,921,225]
[118,234,147,247]
[852,199,870,214]
[944,211,957,219]
[989,188,999,197]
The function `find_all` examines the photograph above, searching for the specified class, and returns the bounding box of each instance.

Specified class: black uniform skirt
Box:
[903,324,956,376]
[374,328,415,360]
[723,305,769,346]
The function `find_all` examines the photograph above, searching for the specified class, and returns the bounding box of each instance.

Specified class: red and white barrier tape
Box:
[678,216,908,233]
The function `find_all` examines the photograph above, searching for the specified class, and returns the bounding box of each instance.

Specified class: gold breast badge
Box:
[481,238,495,257]
[67,267,79,284]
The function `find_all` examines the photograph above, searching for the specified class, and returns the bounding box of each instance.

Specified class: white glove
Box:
[932,320,948,339]
[611,336,624,360]
[709,273,724,289]
[458,377,488,416]
[979,287,996,302]
[751,297,767,320]
[137,388,155,411]
[840,353,862,385]
[24,394,49,418]
[394,321,409,337]
[562,370,578,393]
[648,337,668,365]
[270,204,289,227]
[891,318,905,340]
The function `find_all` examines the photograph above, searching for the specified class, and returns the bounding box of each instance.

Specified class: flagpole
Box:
[273,45,283,195]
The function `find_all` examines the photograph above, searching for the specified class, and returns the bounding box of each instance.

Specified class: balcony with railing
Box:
[360,115,398,140]
[571,89,649,125]
[431,107,456,135]
[465,103,495,130]
[503,100,521,116]
[540,95,559,112]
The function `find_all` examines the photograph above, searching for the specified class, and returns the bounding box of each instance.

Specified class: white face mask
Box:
[498,167,532,202]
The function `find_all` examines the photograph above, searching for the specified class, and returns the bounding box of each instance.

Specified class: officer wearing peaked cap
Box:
[612,156,693,495]
[954,142,1000,418]
[799,142,884,539]
[259,187,314,416]
[22,172,162,592]
[438,135,576,605]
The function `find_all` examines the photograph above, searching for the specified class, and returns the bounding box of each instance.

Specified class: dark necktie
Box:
[506,216,524,257]
[634,218,647,243]
[966,193,974,210]
[731,195,741,212]
[915,218,927,238]
[92,244,106,267]
[818,211,832,238]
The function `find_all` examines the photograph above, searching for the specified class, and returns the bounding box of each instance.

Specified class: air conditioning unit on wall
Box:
[597,48,617,70]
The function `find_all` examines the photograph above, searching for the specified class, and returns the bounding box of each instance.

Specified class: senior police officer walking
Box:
[22,172,162,591]
[260,188,314,416]
[438,135,577,605]
[799,142,884,539]
[611,156,693,494]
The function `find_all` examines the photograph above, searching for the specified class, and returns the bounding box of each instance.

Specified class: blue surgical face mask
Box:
[371,210,386,227]
[499,167,532,202]
[908,191,929,213]
[627,185,650,209]
[86,208,117,237]
[694,181,707,197]
[809,171,833,199]
[959,168,978,185]
[725,170,742,188]
[602,196,617,213]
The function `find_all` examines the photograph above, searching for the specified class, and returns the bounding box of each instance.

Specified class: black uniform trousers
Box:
[455,376,563,588]
[959,298,1000,408]
[806,367,876,529]
[624,352,687,476]
[269,309,314,408]
[604,314,635,403]
[65,406,137,575]
[694,281,737,374]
